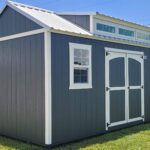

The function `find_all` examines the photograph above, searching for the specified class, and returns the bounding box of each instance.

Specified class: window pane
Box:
[82,50,89,58]
[81,75,88,83]
[81,70,88,83]
[119,28,134,37]
[137,33,150,41]
[96,23,116,33]
[74,57,82,65]
[74,68,88,83]
[74,49,89,66]
[82,58,89,65]
[74,49,81,57]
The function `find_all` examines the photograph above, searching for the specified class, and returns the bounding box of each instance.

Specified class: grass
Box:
[0,123,150,150]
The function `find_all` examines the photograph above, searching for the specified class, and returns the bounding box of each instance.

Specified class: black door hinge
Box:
[106,87,110,91]
[107,123,111,127]
[141,115,144,118]
[106,52,110,56]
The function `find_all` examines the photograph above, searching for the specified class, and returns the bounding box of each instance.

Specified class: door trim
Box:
[105,47,144,55]
[105,47,144,131]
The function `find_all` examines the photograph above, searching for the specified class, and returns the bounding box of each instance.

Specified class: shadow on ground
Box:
[0,123,149,150]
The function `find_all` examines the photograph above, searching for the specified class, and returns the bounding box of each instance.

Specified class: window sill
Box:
[69,84,92,90]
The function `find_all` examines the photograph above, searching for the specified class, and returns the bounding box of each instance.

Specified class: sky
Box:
[0,0,150,26]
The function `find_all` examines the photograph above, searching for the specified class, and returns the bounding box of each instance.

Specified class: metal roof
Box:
[2,1,92,36]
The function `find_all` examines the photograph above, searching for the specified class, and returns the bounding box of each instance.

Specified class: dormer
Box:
[58,12,150,46]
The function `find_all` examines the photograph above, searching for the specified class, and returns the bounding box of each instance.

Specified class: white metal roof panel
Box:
[6,1,92,35]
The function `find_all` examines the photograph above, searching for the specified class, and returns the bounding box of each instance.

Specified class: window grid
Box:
[73,49,89,84]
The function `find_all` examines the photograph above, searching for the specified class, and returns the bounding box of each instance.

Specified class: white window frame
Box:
[69,43,92,90]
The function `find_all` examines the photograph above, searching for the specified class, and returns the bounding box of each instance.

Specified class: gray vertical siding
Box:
[59,15,90,31]
[51,32,150,145]
[0,33,45,145]
[0,6,42,37]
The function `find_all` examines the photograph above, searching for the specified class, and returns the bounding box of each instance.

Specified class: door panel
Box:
[128,54,144,121]
[129,89,141,119]
[105,52,126,129]
[110,90,125,123]
[109,58,125,87]
[128,58,141,86]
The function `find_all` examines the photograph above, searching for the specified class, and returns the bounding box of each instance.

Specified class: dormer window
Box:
[96,23,116,33]
[119,28,134,37]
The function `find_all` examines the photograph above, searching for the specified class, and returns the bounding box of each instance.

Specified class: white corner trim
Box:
[69,42,92,90]
[0,29,46,42]
[7,1,50,29]
[90,15,94,33]
[44,31,52,145]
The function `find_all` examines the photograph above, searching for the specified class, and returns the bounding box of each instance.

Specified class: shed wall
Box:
[59,15,90,31]
[0,33,45,145]
[0,6,42,37]
[51,32,150,145]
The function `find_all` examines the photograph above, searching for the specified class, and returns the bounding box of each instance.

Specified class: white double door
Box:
[105,48,144,130]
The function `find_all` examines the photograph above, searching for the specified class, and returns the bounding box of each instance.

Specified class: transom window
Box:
[69,43,92,89]
[119,28,134,37]
[96,23,116,33]
[137,32,150,41]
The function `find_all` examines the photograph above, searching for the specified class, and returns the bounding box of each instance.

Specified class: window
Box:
[96,23,116,33]
[119,28,134,37]
[137,32,150,41]
[69,43,92,89]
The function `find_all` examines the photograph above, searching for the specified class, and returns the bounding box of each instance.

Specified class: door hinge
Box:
[106,52,110,56]
[141,115,144,118]
[107,122,111,127]
[106,87,110,91]
[141,55,147,60]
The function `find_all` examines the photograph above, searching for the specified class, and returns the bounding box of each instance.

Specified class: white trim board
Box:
[44,31,52,144]
[105,47,144,55]
[0,29,46,42]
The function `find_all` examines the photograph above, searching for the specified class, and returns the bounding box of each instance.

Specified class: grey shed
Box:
[0,0,150,147]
